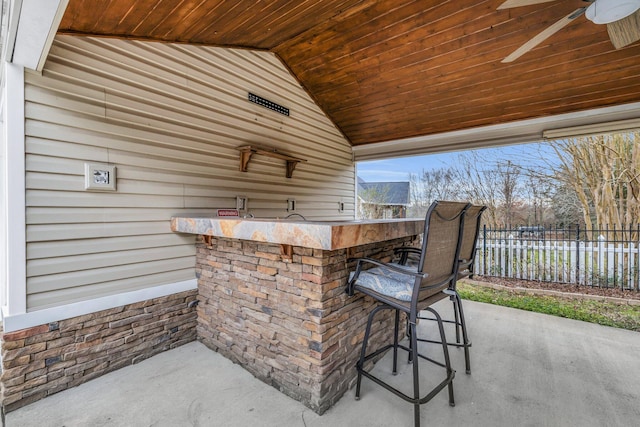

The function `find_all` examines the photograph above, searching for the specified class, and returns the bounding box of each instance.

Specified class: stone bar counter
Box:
[170,216,424,414]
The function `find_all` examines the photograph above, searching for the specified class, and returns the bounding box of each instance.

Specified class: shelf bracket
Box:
[280,244,293,262]
[285,160,298,179]
[201,235,214,248]
[239,150,254,173]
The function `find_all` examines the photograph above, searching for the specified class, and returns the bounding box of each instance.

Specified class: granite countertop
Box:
[170,216,424,250]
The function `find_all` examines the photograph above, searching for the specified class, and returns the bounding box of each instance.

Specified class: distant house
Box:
[357,178,411,219]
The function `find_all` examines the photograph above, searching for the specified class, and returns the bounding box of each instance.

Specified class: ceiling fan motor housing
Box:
[586,0,640,24]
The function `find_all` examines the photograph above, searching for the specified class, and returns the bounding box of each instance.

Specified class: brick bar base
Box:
[0,290,198,413]
[196,236,416,414]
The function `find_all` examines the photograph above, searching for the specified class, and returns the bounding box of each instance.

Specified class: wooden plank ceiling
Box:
[58,0,640,146]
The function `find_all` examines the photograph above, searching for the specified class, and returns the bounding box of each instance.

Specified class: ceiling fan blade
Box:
[497,0,558,10]
[502,8,586,63]
[607,9,640,49]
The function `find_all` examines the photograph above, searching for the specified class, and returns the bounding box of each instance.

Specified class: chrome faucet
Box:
[285,213,306,220]
[243,213,255,218]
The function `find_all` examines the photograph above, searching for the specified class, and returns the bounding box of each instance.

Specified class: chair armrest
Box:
[394,247,422,255]
[394,247,422,265]
[348,257,427,278]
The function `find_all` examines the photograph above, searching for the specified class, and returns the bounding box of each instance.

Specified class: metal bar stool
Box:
[398,205,486,374]
[346,200,469,427]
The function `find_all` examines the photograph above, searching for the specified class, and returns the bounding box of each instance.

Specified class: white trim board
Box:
[3,62,26,316]
[10,0,69,71]
[1,279,197,332]
[352,102,640,161]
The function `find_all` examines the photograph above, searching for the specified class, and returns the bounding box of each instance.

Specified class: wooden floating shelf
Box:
[237,145,307,178]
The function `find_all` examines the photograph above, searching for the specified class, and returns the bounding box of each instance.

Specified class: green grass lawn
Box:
[457,281,640,332]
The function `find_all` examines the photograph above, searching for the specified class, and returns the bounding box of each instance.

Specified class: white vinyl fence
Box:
[474,226,640,291]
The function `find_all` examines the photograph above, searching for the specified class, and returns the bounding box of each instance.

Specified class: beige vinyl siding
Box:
[24,35,355,311]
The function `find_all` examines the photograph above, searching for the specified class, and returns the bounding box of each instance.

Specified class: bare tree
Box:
[408,167,456,217]
[451,151,499,225]
[549,131,640,236]
[403,144,562,227]
[495,160,520,225]
[452,152,526,227]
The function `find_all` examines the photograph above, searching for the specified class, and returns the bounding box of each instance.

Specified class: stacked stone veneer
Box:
[1,290,198,413]
[196,235,416,414]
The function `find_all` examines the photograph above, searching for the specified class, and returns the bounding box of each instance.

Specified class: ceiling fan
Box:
[499,0,640,62]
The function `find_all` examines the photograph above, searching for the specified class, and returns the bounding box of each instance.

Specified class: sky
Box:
[356,142,553,182]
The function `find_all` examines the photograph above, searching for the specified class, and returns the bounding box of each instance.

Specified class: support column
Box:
[2,62,26,316]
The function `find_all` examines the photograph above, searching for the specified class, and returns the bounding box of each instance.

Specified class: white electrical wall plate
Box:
[84,162,116,191]
[236,196,247,211]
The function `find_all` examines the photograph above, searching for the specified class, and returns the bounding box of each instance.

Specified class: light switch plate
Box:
[85,163,116,191]
[236,196,247,211]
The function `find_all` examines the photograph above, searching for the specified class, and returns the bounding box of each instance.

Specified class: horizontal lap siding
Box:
[25,36,354,311]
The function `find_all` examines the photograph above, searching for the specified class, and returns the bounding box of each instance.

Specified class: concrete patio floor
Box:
[6,300,640,427]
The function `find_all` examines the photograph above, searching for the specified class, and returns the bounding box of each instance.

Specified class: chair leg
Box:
[409,320,421,427]
[355,304,454,425]
[455,293,472,374]
[406,317,413,364]
[452,297,461,344]
[416,293,473,375]
[356,305,384,400]
[392,309,400,375]
[426,307,455,407]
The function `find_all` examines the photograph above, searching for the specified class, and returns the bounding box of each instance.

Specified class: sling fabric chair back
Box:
[456,204,487,280]
[410,200,470,317]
